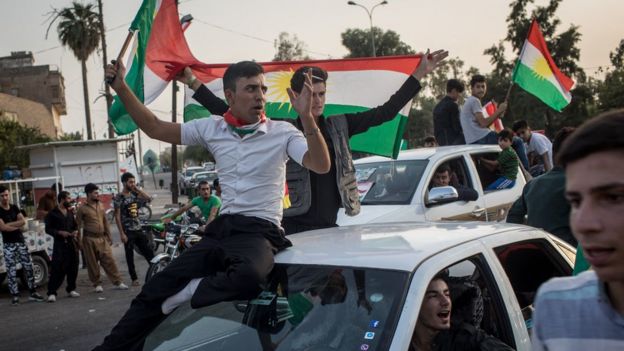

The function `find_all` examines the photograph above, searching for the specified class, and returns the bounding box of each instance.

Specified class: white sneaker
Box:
[68,291,80,298]
[114,282,129,290]
[47,294,56,303]
[94,285,104,293]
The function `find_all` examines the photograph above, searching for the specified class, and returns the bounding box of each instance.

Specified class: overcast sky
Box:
[1,0,622,157]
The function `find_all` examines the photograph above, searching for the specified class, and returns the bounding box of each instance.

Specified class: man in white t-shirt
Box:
[97,60,330,350]
[512,120,553,176]
[459,74,529,170]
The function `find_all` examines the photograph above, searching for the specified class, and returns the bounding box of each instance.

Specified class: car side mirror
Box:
[426,186,459,205]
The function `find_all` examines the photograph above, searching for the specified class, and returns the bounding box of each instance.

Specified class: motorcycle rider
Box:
[163,180,221,228]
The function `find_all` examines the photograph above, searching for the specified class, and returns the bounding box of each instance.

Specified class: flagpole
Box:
[105,31,135,84]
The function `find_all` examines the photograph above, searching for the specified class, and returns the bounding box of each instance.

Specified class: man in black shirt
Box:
[433,79,465,146]
[176,50,448,234]
[0,185,44,305]
[44,190,80,302]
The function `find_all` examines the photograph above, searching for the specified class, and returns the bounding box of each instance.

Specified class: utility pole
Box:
[347,0,388,57]
[171,81,179,204]
[96,0,115,139]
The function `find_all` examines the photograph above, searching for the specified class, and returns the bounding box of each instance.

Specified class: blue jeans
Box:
[472,131,529,170]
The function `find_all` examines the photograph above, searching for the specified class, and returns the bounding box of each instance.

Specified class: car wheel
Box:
[20,255,48,287]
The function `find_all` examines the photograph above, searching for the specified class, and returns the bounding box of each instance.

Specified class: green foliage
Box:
[341,27,415,58]
[0,120,51,171]
[48,1,101,62]
[273,32,310,61]
[57,131,83,141]
[183,145,214,165]
[596,40,624,112]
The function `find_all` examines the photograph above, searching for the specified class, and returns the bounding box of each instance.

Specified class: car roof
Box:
[354,145,501,164]
[275,221,534,271]
[192,170,217,178]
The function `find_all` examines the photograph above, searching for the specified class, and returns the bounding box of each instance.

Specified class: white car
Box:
[338,145,527,226]
[143,222,575,351]
[179,166,204,195]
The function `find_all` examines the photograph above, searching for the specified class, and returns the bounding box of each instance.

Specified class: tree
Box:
[0,120,51,171]
[273,32,310,61]
[57,131,83,141]
[183,145,214,165]
[597,39,624,112]
[47,1,102,140]
[341,27,415,58]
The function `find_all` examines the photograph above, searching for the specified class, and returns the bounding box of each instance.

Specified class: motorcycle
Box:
[144,211,204,282]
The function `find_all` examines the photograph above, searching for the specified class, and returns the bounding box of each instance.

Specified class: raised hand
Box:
[286,69,314,118]
[105,60,127,91]
[412,49,449,80]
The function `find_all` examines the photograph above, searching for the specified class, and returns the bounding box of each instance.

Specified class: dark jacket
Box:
[45,207,78,255]
[433,96,465,146]
[409,323,514,351]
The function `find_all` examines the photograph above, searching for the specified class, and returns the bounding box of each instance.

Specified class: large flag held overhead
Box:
[511,19,575,112]
[184,56,422,158]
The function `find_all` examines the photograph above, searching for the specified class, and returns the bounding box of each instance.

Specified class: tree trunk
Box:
[81,59,93,140]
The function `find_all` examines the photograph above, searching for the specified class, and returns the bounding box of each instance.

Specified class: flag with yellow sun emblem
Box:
[512,19,575,112]
[183,56,422,159]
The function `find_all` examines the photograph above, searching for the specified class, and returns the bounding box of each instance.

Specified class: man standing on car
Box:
[114,172,154,287]
[177,50,448,234]
[532,110,624,350]
[0,185,45,305]
[44,190,80,302]
[77,183,128,293]
[433,79,465,146]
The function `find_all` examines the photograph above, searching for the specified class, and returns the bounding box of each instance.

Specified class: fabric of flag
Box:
[183,56,422,158]
[511,19,575,112]
[483,101,504,132]
[109,0,192,135]
[282,182,291,209]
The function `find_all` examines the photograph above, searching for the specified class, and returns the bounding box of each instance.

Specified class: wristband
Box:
[305,127,320,136]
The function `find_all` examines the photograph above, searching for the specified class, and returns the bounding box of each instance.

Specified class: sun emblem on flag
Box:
[266,70,295,111]
[531,56,553,80]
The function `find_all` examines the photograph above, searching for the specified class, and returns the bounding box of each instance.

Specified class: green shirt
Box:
[497,147,519,180]
[190,195,221,220]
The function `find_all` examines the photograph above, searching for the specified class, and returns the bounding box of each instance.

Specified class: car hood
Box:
[336,205,424,226]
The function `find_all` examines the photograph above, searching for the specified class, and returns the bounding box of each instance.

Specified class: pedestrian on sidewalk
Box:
[76,183,128,292]
[44,190,80,302]
[0,185,45,305]
[114,172,154,287]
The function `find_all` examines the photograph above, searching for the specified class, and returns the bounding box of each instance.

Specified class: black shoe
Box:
[29,292,44,302]
[11,296,19,305]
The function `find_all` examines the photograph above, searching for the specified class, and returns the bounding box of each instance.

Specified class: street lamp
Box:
[347,0,388,57]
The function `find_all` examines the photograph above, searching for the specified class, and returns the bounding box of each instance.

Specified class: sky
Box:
[1,0,622,159]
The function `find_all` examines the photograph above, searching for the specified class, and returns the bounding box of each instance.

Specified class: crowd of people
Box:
[1,49,622,350]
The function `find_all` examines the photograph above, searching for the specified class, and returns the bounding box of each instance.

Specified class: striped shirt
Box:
[532,271,624,350]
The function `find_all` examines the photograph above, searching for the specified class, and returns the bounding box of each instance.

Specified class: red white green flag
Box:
[184,56,422,158]
[512,19,575,112]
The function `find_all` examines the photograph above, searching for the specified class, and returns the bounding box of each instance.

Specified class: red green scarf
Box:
[223,109,266,135]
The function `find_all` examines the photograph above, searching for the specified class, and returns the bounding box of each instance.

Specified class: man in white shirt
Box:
[96,60,330,351]
[512,120,553,176]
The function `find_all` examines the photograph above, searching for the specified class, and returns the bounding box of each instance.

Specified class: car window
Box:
[144,265,409,351]
[356,160,428,205]
[494,239,572,327]
[426,157,478,207]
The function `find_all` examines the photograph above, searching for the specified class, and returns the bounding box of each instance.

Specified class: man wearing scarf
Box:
[97,60,329,350]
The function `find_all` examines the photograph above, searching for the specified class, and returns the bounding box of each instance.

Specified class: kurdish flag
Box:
[512,19,575,112]
[109,0,190,135]
[184,56,422,158]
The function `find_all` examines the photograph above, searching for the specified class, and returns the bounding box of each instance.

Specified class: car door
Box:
[424,155,487,221]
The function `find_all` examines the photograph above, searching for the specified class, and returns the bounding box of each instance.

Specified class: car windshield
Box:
[356,160,428,205]
[184,169,202,177]
[195,172,218,182]
[144,265,409,351]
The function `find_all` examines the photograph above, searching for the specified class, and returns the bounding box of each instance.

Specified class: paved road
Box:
[0,172,185,351]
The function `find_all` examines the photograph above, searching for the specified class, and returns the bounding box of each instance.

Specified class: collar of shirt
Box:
[218,118,268,138]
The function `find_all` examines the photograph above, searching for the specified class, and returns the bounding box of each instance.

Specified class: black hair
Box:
[512,120,529,133]
[197,180,210,189]
[469,74,486,88]
[213,178,219,189]
[446,79,465,93]
[497,128,514,141]
[222,61,264,92]
[435,163,452,174]
[424,135,437,144]
[121,172,135,183]
[290,66,328,94]
[57,191,70,203]
[551,127,576,164]
[558,109,624,168]
[51,182,63,191]
[0,185,7,193]
[84,183,99,195]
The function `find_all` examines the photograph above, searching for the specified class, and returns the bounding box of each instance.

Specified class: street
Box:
[0,172,183,351]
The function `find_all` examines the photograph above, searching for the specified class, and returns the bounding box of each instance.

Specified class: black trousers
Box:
[123,229,155,281]
[47,242,79,296]
[94,214,287,351]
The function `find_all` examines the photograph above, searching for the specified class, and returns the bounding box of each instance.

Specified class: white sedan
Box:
[143,222,575,351]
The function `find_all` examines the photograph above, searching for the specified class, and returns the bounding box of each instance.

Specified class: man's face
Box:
[498,137,512,149]
[432,170,450,187]
[566,150,624,283]
[0,190,9,206]
[124,178,137,191]
[516,127,531,143]
[199,184,211,200]
[448,89,461,101]
[418,279,452,331]
[88,190,100,202]
[226,74,267,123]
[471,82,487,99]
[311,82,326,118]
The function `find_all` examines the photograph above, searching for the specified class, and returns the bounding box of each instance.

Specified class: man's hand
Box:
[497,101,508,115]
[412,49,449,81]
[105,60,127,92]
[120,232,128,245]
[286,69,314,118]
